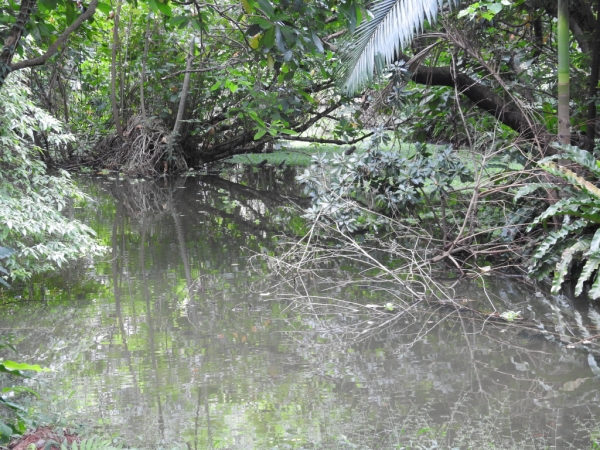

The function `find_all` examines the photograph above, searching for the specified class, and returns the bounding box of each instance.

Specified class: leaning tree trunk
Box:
[110,0,124,137]
[558,0,570,145]
[172,36,195,137]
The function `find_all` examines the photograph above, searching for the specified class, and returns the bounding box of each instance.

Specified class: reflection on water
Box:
[2,168,600,449]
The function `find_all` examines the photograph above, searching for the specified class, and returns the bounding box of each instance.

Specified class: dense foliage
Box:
[0,74,104,281]
[2,0,600,289]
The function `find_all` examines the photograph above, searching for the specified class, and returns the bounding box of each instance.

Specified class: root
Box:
[89,116,188,176]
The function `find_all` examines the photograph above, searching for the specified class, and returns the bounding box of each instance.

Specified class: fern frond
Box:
[588,270,600,299]
[541,162,600,199]
[528,199,585,229]
[338,0,458,93]
[575,253,600,296]
[540,144,600,178]
[62,437,122,450]
[513,183,557,203]
[552,240,589,294]
[588,228,600,254]
[531,219,587,262]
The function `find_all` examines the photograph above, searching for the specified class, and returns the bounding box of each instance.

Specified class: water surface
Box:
[3,169,600,449]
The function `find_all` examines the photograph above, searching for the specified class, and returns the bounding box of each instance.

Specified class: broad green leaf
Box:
[257,0,274,16]
[0,246,14,259]
[254,129,267,140]
[311,31,324,53]
[260,27,276,49]
[0,360,50,373]
[147,0,160,14]
[156,0,172,17]
[275,27,287,53]
[38,0,57,11]
[65,0,75,26]
[487,2,502,14]
[227,82,238,93]
[250,34,261,49]
[299,90,315,104]
[0,419,12,438]
[242,0,255,13]
[252,17,272,29]
[169,16,188,28]
[96,2,111,14]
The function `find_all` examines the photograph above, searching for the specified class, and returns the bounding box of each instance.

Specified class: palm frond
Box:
[338,0,456,93]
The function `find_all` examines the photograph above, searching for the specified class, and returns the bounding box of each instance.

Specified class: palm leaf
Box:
[338,0,457,93]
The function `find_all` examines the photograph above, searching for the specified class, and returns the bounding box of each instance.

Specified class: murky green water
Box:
[3,169,600,449]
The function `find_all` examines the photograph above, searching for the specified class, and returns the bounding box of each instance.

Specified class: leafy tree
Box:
[0,0,98,91]
[0,72,105,281]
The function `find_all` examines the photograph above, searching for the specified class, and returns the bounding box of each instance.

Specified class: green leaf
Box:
[254,129,267,140]
[0,246,14,259]
[156,0,172,17]
[147,0,159,14]
[257,0,274,17]
[0,419,12,438]
[65,0,75,26]
[589,228,600,254]
[260,27,276,49]
[242,0,255,13]
[513,183,555,203]
[252,17,272,30]
[552,240,588,294]
[311,31,324,53]
[298,89,315,104]
[96,2,111,14]
[487,3,502,14]
[0,360,50,374]
[38,0,57,12]
[275,26,286,53]
[227,82,238,93]
[169,16,188,28]
[589,272,600,299]
[575,255,600,296]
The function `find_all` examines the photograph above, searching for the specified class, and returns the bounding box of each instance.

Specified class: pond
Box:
[2,168,600,449]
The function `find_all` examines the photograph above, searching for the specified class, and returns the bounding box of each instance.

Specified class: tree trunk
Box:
[140,17,151,121]
[110,0,124,137]
[172,37,195,137]
[586,0,600,151]
[403,57,552,146]
[557,0,570,145]
[0,0,37,90]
